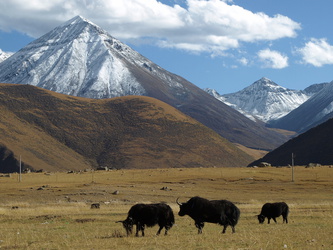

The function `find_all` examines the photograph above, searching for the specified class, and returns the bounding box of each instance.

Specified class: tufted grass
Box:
[0,166,332,249]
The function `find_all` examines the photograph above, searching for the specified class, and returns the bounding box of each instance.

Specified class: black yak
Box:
[257,202,289,224]
[117,203,174,236]
[176,196,240,234]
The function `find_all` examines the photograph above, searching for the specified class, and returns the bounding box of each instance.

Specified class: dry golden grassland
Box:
[0,166,332,249]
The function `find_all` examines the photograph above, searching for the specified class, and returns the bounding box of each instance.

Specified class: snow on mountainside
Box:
[0,16,146,98]
[206,77,311,122]
[204,88,258,122]
[0,49,13,63]
[0,16,191,99]
[269,80,333,133]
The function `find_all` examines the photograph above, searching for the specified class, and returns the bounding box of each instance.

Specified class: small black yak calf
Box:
[117,203,174,237]
[177,196,240,234]
[257,202,289,224]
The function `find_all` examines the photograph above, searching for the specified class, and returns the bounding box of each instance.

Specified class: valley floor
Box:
[0,166,332,249]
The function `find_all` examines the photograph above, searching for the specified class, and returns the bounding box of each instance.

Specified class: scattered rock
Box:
[306,163,321,168]
[96,167,109,171]
[258,162,271,167]
[0,174,11,177]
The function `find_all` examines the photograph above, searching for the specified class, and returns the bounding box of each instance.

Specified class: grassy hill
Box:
[0,84,254,172]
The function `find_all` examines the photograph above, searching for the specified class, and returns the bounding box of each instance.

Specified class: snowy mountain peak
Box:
[0,16,193,99]
[63,15,90,25]
[0,49,13,63]
[247,77,286,92]
[258,77,276,85]
[59,15,102,34]
[206,78,312,122]
[0,16,149,98]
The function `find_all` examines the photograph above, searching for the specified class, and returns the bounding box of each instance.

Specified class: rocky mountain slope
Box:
[0,16,287,150]
[0,83,255,173]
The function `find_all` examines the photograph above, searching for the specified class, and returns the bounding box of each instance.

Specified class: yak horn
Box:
[176,197,182,206]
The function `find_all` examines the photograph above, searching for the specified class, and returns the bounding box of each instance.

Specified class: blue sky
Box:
[1,0,333,94]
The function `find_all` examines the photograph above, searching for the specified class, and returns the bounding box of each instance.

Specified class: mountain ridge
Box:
[0,16,287,150]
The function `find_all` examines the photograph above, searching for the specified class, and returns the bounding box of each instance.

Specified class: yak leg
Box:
[273,217,277,223]
[195,222,204,234]
[267,218,271,224]
[283,215,288,223]
[136,223,145,237]
[156,226,163,235]
[164,226,171,235]
[222,225,228,234]
[141,225,145,237]
[135,224,140,237]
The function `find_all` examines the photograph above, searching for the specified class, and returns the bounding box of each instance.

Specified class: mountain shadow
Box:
[249,117,333,166]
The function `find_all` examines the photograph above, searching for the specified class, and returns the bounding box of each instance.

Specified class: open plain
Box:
[0,166,332,249]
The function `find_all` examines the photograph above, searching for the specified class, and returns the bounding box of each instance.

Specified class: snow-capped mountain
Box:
[0,16,287,150]
[0,49,13,63]
[269,80,333,133]
[206,77,311,123]
[0,16,149,98]
[204,88,258,122]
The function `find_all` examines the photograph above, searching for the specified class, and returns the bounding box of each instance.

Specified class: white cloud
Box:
[0,0,301,55]
[297,38,333,67]
[238,57,249,66]
[258,49,289,69]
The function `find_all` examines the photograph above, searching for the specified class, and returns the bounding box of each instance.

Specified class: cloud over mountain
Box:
[297,38,333,67]
[0,0,300,55]
[258,49,289,69]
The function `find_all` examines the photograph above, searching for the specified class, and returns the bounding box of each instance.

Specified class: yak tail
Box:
[284,204,290,216]
[230,207,240,226]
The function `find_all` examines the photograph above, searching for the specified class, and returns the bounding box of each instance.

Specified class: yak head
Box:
[257,214,265,224]
[176,197,191,216]
[117,217,134,236]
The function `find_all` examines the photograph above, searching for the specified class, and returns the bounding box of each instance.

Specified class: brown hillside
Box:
[0,84,254,172]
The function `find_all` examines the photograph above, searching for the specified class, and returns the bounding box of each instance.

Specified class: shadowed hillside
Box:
[0,84,254,173]
[249,118,333,166]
